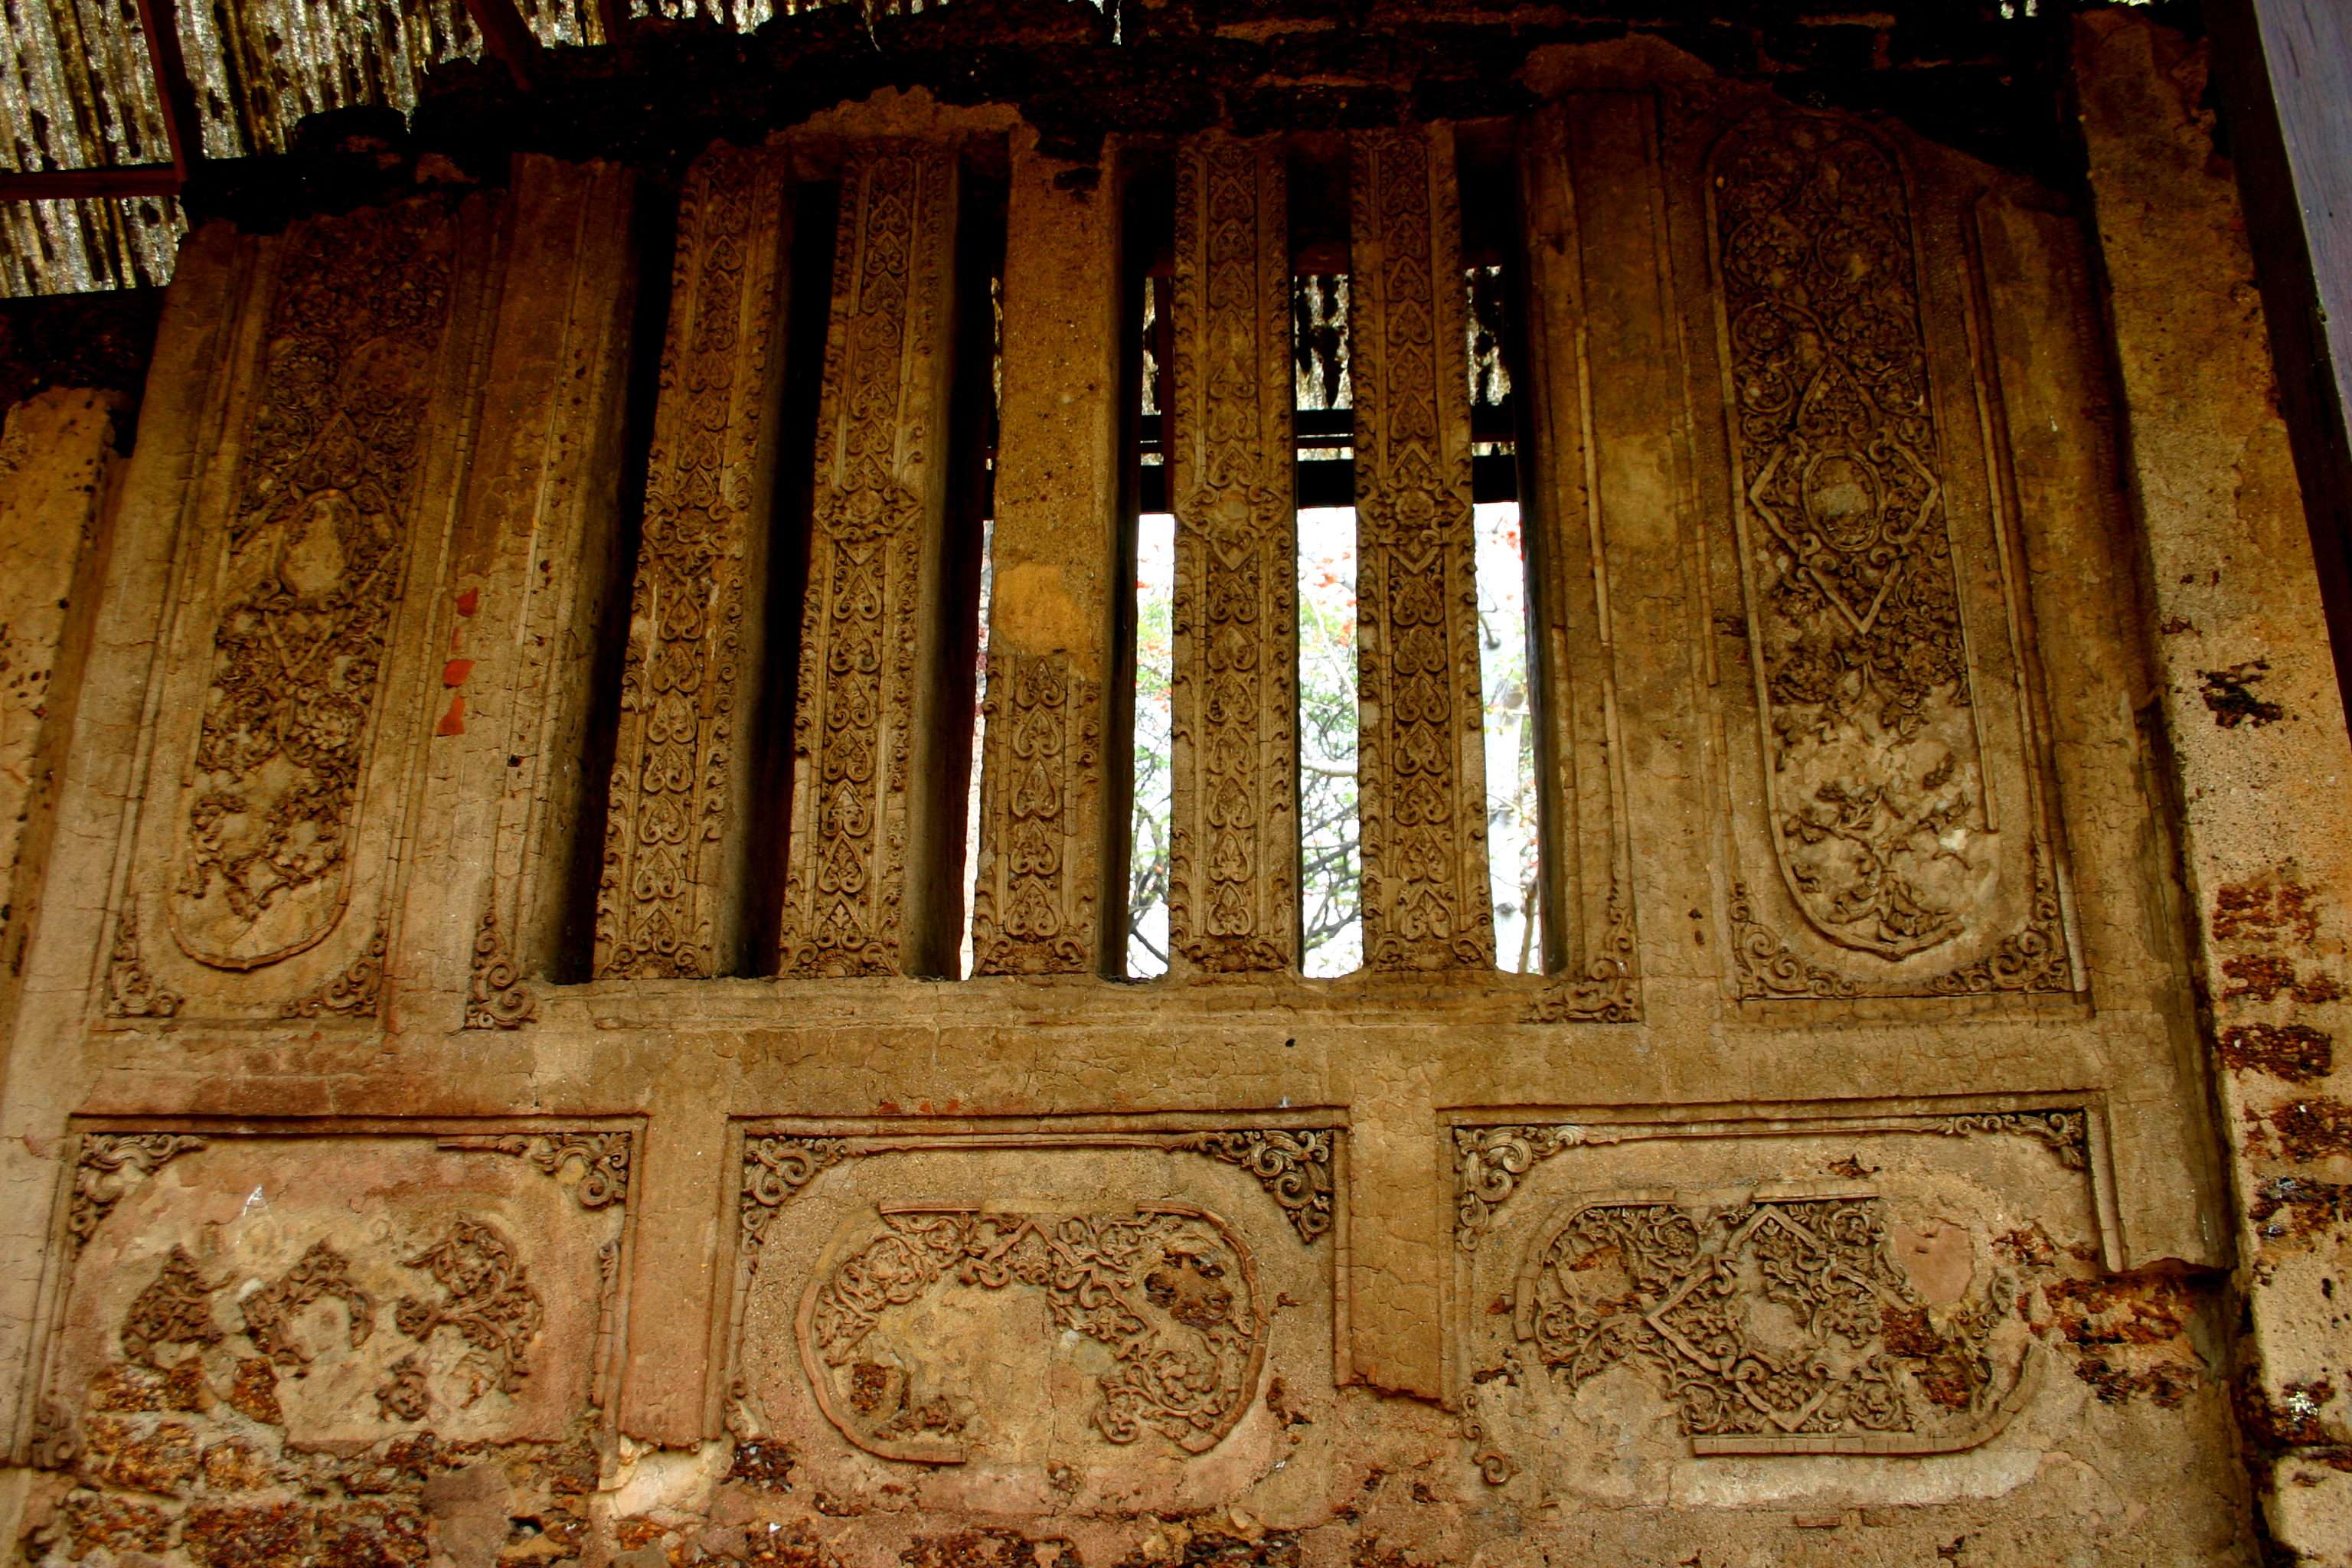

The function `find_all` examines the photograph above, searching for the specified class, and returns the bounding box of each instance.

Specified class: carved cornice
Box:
[1351,122,1493,975]
[465,907,535,1029]
[278,923,388,1020]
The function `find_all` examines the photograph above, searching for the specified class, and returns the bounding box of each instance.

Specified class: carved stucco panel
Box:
[1168,134,1298,975]
[726,1129,1341,1514]
[28,1129,632,1491]
[1699,107,2076,1000]
[105,197,486,1021]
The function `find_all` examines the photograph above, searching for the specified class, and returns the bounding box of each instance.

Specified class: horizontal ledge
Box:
[0,165,181,201]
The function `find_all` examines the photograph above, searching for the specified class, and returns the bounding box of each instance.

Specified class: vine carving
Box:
[170,204,453,972]
[1168,136,1295,974]
[394,1218,543,1403]
[972,652,1099,975]
[1351,125,1491,973]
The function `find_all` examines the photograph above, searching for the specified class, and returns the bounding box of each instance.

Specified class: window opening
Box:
[1294,271,1360,978]
[1129,508,1175,975]
[956,270,1003,978]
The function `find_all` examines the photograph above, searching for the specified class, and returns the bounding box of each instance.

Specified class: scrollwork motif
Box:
[778,144,956,980]
[105,906,181,1019]
[972,652,1098,975]
[740,1135,854,1250]
[277,923,387,1019]
[465,907,534,1028]
[171,204,452,972]
[1524,883,1639,1022]
[1351,124,1491,974]
[1168,135,1295,974]
[70,1134,206,1246]
[1179,1129,1334,1243]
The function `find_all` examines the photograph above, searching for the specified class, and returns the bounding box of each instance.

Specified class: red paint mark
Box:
[443,658,475,688]
[877,1100,903,1116]
[436,694,466,736]
[456,587,480,617]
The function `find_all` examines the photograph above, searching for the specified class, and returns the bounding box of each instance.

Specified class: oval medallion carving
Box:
[795,1201,1267,1466]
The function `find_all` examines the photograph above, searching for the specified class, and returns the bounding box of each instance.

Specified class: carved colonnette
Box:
[1446,1099,2119,1492]
[1511,101,1651,1021]
[423,158,641,1021]
[100,195,491,1021]
[970,132,1122,977]
[17,1122,636,1563]
[1348,124,1494,974]
[1685,105,2077,1002]
[1166,134,1300,974]
[718,1119,1344,1511]
[596,145,795,980]
[775,141,966,979]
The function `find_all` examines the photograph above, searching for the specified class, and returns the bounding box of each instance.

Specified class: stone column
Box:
[1350,124,1494,973]
[776,142,964,978]
[595,145,794,980]
[1167,132,1299,975]
[969,129,1122,977]
[2077,12,2352,1559]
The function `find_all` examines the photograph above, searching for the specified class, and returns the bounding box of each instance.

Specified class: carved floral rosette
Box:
[25,1127,633,1479]
[109,200,472,1021]
[1703,108,2073,1000]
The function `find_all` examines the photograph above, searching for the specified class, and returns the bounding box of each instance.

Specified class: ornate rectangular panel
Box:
[720,1118,1344,1514]
[1690,108,2078,1002]
[19,1123,636,1557]
[102,198,491,1023]
[1167,134,1299,974]
[970,132,1122,978]
[1448,1099,2120,1501]
[596,145,794,980]
[1348,124,1494,974]
[776,142,964,979]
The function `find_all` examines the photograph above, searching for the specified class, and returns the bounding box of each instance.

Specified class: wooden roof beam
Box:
[0,165,180,201]
[462,0,546,91]
[133,0,203,180]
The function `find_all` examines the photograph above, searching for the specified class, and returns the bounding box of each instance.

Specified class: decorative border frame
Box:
[1439,1091,2116,1469]
[13,1115,643,1468]
[709,1110,1351,1442]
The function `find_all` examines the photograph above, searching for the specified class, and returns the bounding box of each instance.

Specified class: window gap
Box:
[1124,157,1174,978]
[742,178,838,975]
[943,165,1006,978]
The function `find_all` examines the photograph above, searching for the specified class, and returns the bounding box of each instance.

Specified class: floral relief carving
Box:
[1714,113,2001,970]
[394,1218,544,1403]
[596,146,789,979]
[70,1134,206,1246]
[1179,1129,1334,1242]
[972,652,1099,975]
[170,204,454,973]
[121,1246,223,1367]
[446,1131,633,1208]
[778,144,956,979]
[1524,883,1640,1022]
[465,907,534,1029]
[276,922,387,1019]
[1168,135,1296,974]
[1727,880,1860,999]
[1350,125,1491,974]
[1497,1191,2037,1456]
[240,1240,375,1370]
[797,1203,1266,1465]
[104,905,182,1019]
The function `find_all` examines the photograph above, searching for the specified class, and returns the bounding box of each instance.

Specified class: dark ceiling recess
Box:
[5,0,2190,296]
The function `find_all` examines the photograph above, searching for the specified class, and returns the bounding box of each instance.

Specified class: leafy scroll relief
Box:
[795,1203,1266,1465]
[1714,113,1992,959]
[1502,1191,2037,1456]
[171,205,452,970]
